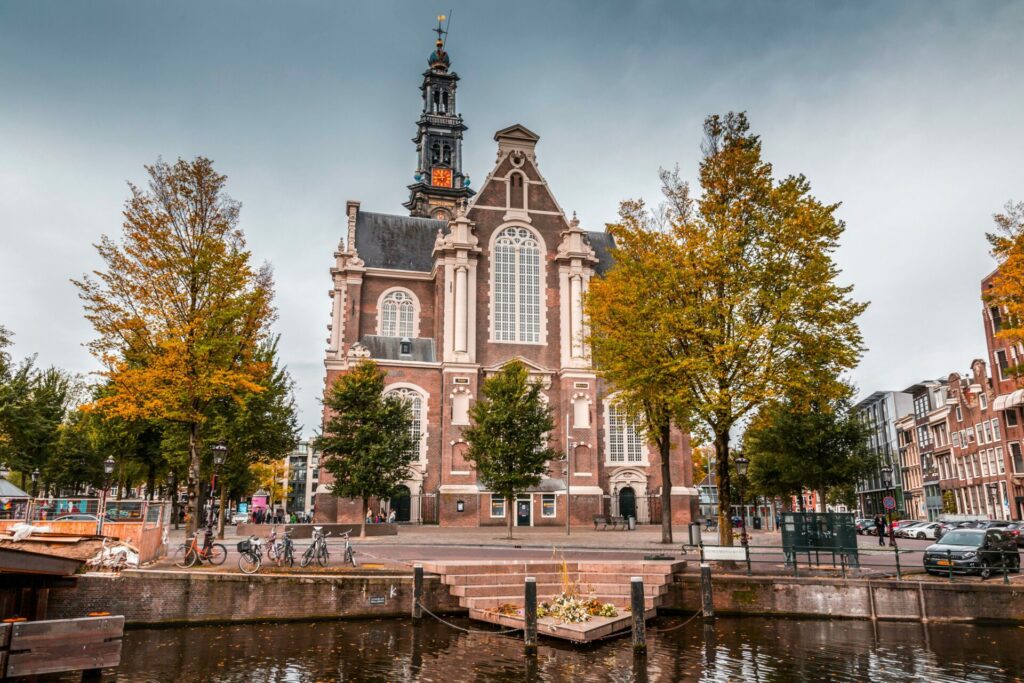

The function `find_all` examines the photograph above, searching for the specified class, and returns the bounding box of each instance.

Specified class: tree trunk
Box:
[507,495,514,540]
[658,422,673,544]
[715,430,732,546]
[360,496,368,539]
[186,421,201,537]
[818,490,825,513]
[217,486,227,539]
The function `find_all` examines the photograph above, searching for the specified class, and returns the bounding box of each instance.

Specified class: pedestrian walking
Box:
[874,515,885,546]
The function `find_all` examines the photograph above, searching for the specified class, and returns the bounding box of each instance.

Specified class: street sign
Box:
[883,496,896,511]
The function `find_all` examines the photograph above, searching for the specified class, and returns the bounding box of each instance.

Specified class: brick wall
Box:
[48,570,461,625]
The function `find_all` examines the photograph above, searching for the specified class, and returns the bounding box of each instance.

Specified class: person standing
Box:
[874,515,885,546]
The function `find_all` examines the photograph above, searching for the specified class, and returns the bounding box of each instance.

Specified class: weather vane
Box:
[434,11,452,49]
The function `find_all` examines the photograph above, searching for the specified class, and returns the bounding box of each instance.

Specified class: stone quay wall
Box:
[48,570,461,626]
[665,572,1024,624]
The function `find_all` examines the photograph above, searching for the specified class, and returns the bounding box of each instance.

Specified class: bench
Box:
[1,615,124,680]
[593,515,629,530]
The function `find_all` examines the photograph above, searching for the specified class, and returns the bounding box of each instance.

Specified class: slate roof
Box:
[361,335,436,363]
[0,478,30,498]
[586,230,616,275]
[354,212,445,272]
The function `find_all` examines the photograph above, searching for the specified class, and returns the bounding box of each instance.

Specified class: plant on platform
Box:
[536,593,618,623]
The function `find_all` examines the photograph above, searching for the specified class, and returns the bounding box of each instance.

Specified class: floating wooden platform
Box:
[422,559,683,643]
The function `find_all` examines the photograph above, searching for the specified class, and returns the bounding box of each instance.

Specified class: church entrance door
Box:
[619,486,637,520]
[392,485,411,523]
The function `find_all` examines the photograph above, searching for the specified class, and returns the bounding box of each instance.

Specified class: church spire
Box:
[404,15,474,220]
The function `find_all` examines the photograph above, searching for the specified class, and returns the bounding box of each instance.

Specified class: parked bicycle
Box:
[237,534,265,574]
[174,526,227,568]
[300,526,332,568]
[267,525,295,568]
[341,530,357,567]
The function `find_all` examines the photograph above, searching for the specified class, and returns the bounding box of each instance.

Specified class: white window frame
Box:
[991,418,1001,441]
[980,393,988,410]
[384,384,428,465]
[541,493,557,518]
[489,225,546,345]
[377,288,420,338]
[1010,442,1024,475]
[605,398,647,465]
[490,496,507,518]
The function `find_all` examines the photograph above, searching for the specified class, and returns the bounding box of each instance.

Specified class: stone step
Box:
[422,561,573,575]
[451,581,668,598]
[575,573,672,586]
[574,561,686,574]
[462,594,661,611]
[443,571,574,586]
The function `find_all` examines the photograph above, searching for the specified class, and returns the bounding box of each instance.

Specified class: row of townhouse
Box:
[856,270,1024,521]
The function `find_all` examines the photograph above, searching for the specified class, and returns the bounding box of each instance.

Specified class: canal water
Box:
[43,616,1024,682]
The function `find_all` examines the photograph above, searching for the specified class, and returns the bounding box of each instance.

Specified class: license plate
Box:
[936,560,952,566]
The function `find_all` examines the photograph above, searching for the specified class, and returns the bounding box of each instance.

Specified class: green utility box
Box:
[781,512,859,568]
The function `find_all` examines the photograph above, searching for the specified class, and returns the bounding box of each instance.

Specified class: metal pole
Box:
[97,486,106,536]
[413,564,423,619]
[894,546,901,580]
[524,576,538,653]
[565,413,571,537]
[631,577,646,652]
[700,563,714,620]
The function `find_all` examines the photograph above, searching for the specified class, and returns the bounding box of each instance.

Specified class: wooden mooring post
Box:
[412,564,423,619]
[700,563,715,621]
[524,576,538,653]
[631,576,646,652]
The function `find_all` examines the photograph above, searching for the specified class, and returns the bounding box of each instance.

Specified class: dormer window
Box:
[400,337,412,356]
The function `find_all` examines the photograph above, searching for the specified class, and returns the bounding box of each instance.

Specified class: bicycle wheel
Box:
[300,546,314,568]
[238,551,261,575]
[284,548,295,568]
[174,546,197,569]
[317,545,329,568]
[208,543,227,566]
[346,545,357,568]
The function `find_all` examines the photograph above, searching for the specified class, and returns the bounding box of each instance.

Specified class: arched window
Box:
[386,387,423,460]
[431,142,441,164]
[442,144,452,164]
[380,290,415,337]
[494,227,541,342]
[441,91,449,113]
[608,403,644,463]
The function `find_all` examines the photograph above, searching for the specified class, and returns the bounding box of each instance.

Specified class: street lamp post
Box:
[736,456,750,546]
[98,456,115,536]
[987,483,999,520]
[564,414,573,537]
[30,468,40,498]
[167,472,179,530]
[880,464,896,549]
[210,443,227,530]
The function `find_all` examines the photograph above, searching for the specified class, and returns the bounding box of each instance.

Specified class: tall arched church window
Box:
[494,227,541,343]
[608,403,644,463]
[386,388,423,460]
[380,290,415,338]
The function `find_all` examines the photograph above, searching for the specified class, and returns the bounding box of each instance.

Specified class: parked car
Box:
[895,521,928,538]
[231,511,248,525]
[855,518,874,535]
[923,528,1020,578]
[905,522,942,540]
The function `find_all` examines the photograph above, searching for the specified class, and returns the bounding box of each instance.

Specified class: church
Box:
[314,27,698,528]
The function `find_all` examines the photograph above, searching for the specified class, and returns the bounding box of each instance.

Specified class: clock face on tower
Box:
[431,168,453,188]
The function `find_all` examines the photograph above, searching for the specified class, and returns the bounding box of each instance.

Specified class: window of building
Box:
[385,387,423,460]
[914,394,930,418]
[956,404,963,422]
[380,290,416,337]
[541,494,556,518]
[490,497,506,518]
[991,418,1001,441]
[996,446,1005,474]
[952,431,961,447]
[976,423,985,444]
[917,425,931,447]
[493,227,541,343]
[984,421,994,443]
[1006,410,1019,428]
[981,452,990,476]
[980,393,988,411]
[996,350,1010,380]
[991,306,1003,334]
[1011,443,1024,475]
[608,402,644,463]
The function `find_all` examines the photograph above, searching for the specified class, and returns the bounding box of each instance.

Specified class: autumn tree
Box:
[985,200,1024,376]
[74,157,275,535]
[316,360,416,538]
[462,361,558,540]
[587,113,866,545]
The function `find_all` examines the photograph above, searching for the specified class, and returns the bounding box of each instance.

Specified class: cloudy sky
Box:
[2,1,1022,436]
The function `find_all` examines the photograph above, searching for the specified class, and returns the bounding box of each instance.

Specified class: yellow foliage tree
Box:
[985,200,1024,376]
[587,113,866,545]
[74,157,275,535]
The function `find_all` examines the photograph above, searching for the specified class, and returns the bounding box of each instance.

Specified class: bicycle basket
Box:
[237,539,252,553]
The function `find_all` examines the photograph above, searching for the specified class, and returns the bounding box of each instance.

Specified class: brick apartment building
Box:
[313,34,698,528]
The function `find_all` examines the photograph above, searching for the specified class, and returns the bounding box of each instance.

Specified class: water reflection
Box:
[44,616,1024,682]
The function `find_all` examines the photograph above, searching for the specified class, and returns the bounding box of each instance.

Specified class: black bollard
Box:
[525,576,538,653]
[413,564,423,619]
[631,576,646,652]
[700,562,715,621]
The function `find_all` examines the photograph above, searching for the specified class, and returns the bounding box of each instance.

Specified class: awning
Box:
[994,389,1024,412]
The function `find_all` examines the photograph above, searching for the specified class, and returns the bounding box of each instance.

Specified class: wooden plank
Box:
[10,615,124,651]
[5,638,121,676]
[0,650,6,676]
[0,622,10,648]
[702,545,747,562]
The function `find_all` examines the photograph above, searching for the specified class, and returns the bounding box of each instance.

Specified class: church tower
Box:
[404,16,474,220]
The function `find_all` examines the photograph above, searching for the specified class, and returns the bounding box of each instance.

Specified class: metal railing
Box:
[689,541,1022,585]
[0,498,165,526]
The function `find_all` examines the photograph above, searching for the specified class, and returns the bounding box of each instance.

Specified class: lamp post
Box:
[30,468,40,498]
[564,414,573,537]
[880,464,896,548]
[98,456,115,535]
[209,443,227,530]
[987,483,999,520]
[167,471,179,530]
[735,455,749,546]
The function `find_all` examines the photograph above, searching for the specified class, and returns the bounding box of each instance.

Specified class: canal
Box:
[41,616,1024,681]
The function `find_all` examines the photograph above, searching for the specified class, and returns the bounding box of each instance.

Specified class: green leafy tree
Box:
[462,361,558,539]
[316,360,415,538]
[587,113,866,545]
[985,200,1024,376]
[744,390,875,512]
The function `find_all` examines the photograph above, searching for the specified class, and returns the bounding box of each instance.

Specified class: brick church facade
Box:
[314,33,698,528]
